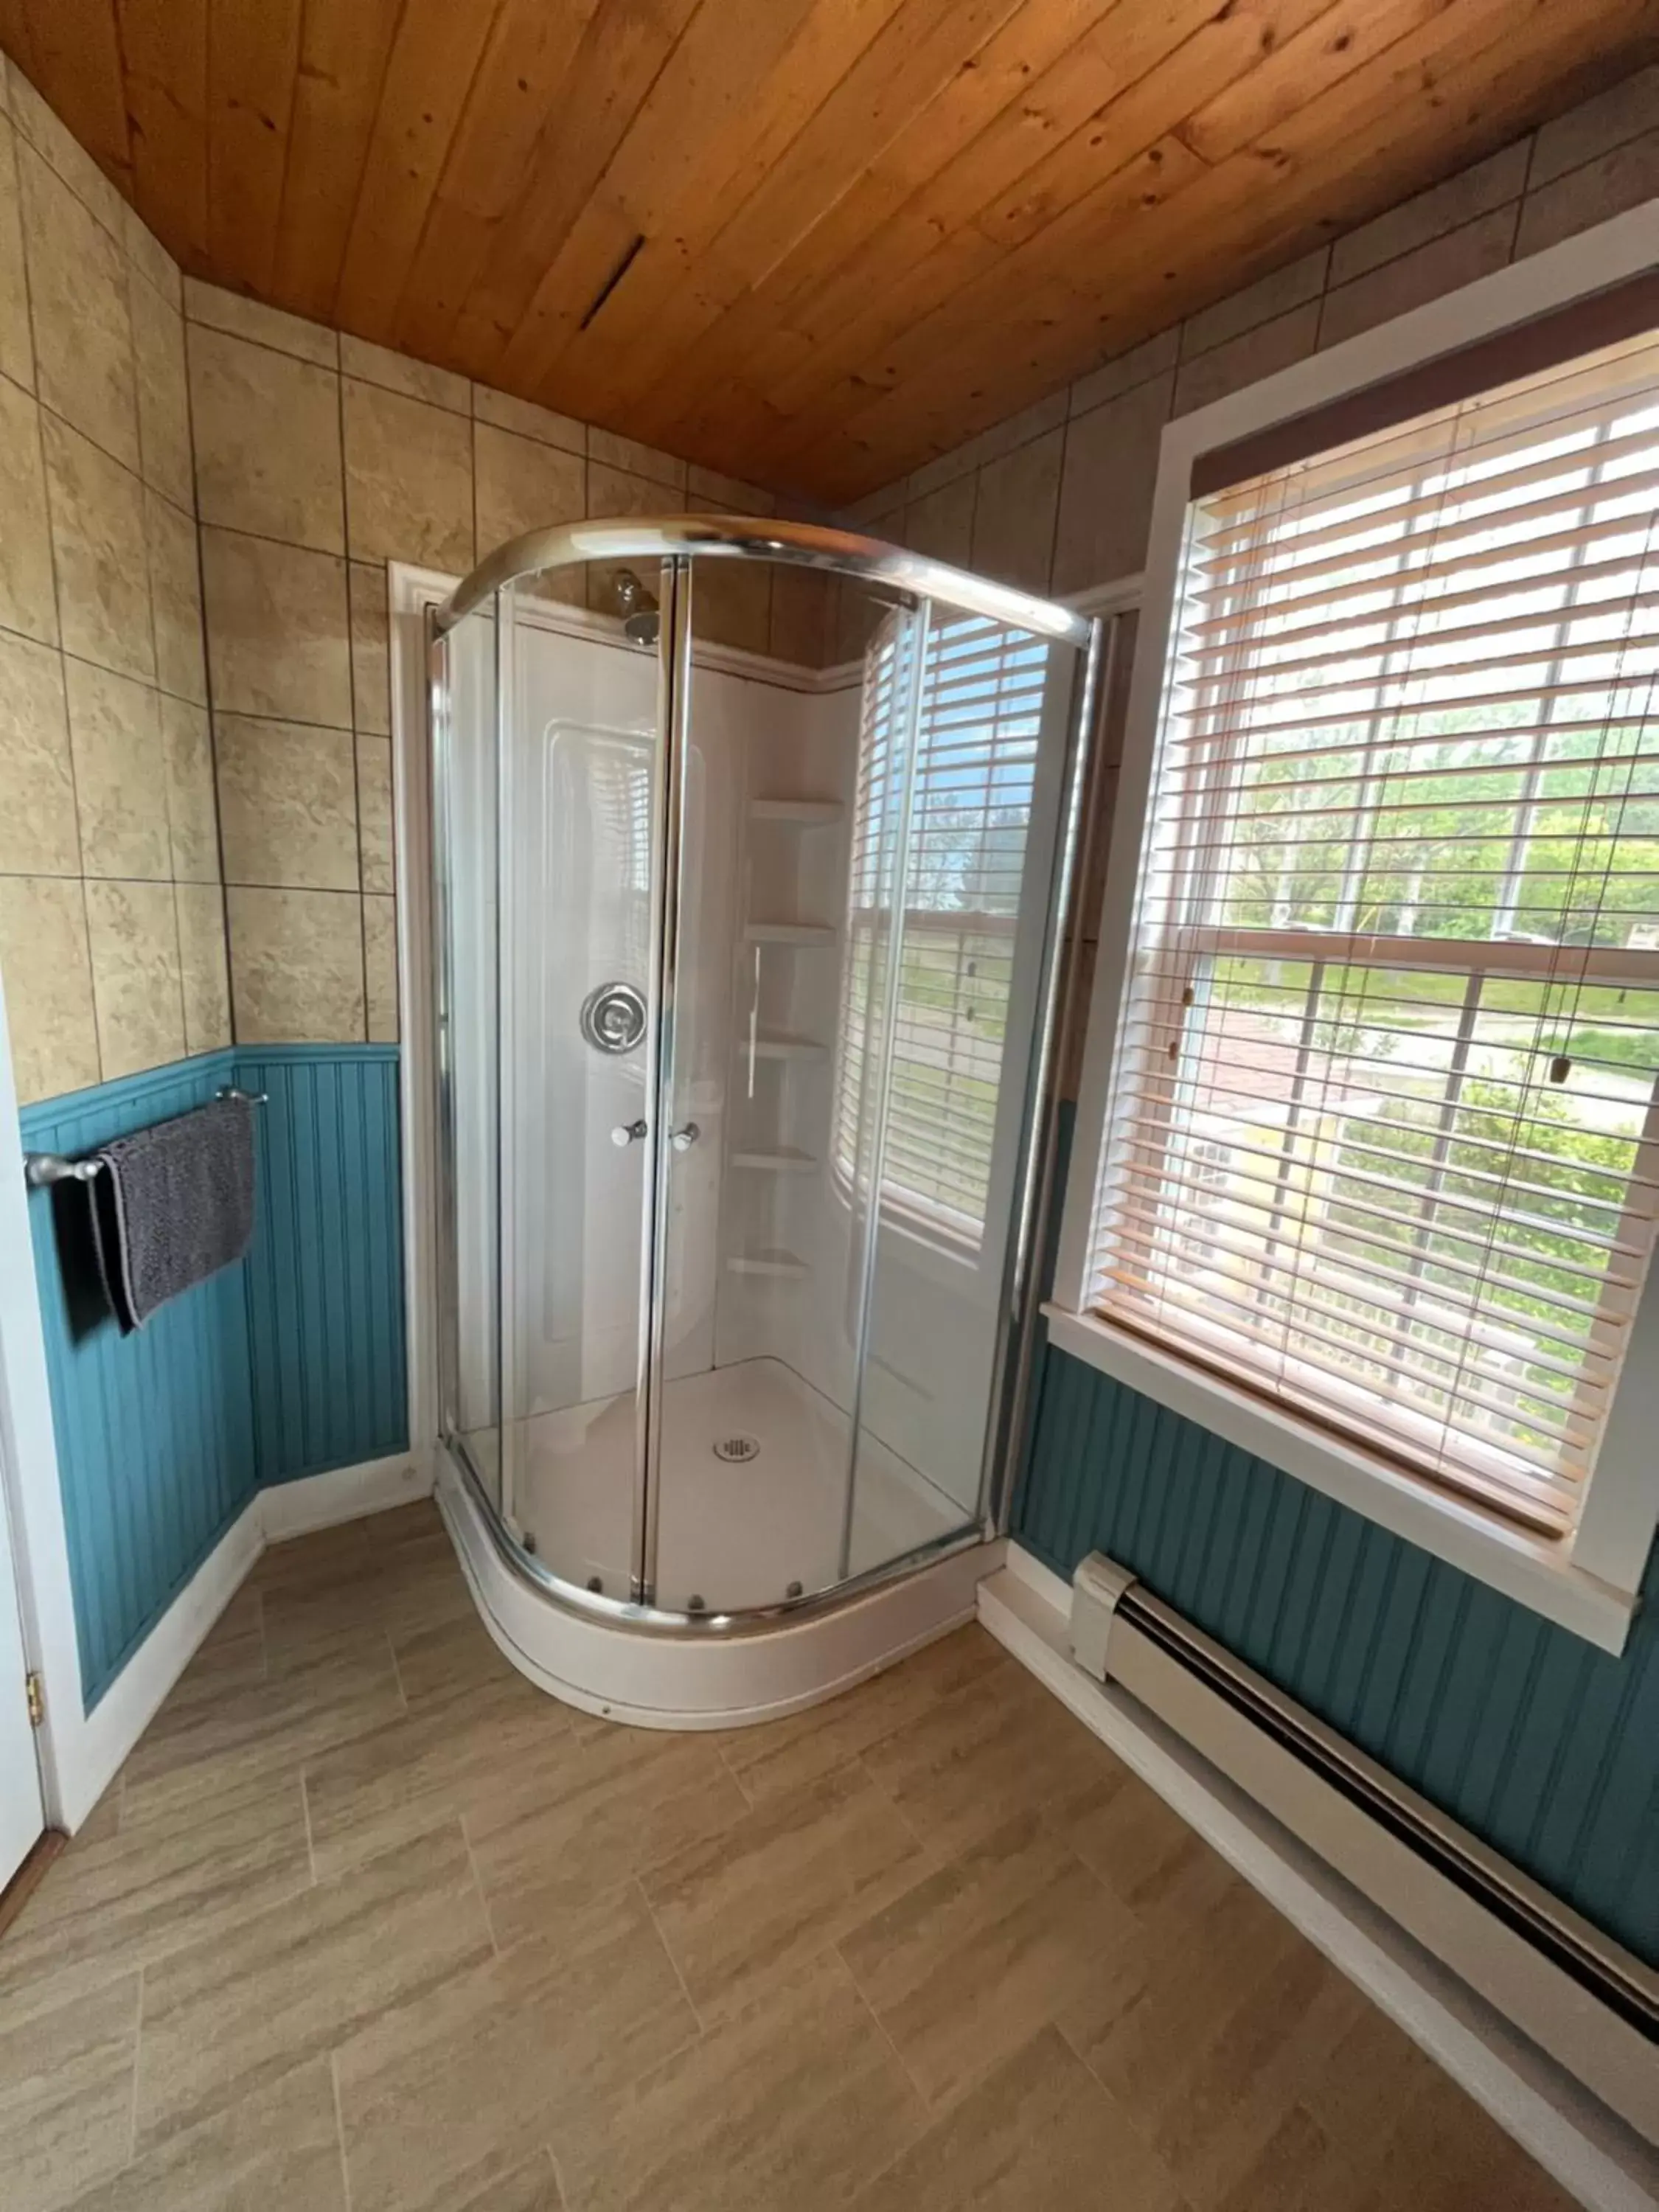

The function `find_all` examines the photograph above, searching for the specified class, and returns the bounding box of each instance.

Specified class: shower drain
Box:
[712,1433,761,1464]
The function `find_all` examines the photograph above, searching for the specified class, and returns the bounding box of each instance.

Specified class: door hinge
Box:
[24,1671,43,1728]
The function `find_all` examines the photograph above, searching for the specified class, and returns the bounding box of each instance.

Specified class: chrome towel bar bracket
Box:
[22,1152,102,1188]
[22,1085,267,1188]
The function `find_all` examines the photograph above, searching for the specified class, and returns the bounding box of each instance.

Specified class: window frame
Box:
[1051,200,1659,1654]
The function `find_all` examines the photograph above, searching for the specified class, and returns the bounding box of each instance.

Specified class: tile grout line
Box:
[177,272,239,1060]
[0,616,209,716]
[850,1747,929,1857]
[459,1812,501,1957]
[1050,2010,1180,2188]
[126,1964,145,2166]
[301,1769,319,1886]
[835,1938,933,2118]
[633,1874,708,2040]
[711,1737,756,1809]
[331,350,372,1046]
[330,2046,356,2212]
[545,2141,571,2209]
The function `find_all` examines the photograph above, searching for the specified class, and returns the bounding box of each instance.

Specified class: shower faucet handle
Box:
[670,1122,700,1152]
[611,1119,648,1147]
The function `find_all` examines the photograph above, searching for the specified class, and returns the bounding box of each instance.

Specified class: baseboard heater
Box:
[1068,1553,1658,2146]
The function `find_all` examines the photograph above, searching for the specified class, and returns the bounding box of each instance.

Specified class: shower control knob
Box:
[611,1119,648,1147]
[670,1123,700,1152]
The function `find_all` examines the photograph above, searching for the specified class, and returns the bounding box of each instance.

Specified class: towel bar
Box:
[21,1085,267,1189]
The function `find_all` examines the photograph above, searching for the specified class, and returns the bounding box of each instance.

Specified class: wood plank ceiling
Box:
[2,0,1655,504]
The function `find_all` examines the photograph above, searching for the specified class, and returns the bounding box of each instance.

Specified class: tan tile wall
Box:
[0,58,220,1106]
[180,282,828,1051]
[0,66,832,1098]
[843,69,1659,605]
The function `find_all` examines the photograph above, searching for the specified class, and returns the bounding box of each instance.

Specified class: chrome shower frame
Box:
[428,515,1100,1634]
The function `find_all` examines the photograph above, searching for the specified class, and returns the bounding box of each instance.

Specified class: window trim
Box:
[1052,198,1659,1652]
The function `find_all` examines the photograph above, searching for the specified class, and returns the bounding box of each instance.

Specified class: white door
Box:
[0,1462,44,1891]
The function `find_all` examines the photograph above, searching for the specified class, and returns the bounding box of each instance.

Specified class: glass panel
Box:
[846,614,1082,1574]
[495,574,665,1596]
[433,603,502,1509]
[650,567,928,1609]
[436,543,1090,1619]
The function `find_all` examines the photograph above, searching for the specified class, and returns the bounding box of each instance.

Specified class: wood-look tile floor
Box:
[0,1505,1576,2211]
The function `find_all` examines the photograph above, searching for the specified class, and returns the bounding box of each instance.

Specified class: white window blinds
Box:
[1088,328,1659,1534]
[835,613,1048,1244]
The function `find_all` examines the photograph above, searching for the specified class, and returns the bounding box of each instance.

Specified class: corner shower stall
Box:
[426,517,1098,1722]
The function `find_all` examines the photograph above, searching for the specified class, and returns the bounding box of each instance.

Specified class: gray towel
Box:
[88,1096,255,1332]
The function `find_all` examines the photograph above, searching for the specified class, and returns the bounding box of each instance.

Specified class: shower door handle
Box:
[669,1123,700,1152]
[611,1119,648,1147]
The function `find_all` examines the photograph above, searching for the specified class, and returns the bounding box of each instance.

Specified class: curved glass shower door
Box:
[648,581,931,1610]
[650,581,1082,1609]
[497,574,669,1594]
[431,518,1097,1629]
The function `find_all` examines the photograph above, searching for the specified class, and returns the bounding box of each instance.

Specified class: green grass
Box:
[1537,1026,1659,1074]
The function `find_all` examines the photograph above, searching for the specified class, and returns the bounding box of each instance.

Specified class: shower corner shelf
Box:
[743,919,837,945]
[749,796,845,824]
[726,1247,810,1279]
[749,1030,827,1062]
[731,1147,818,1175]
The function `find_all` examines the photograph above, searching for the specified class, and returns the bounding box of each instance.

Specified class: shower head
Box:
[611,567,660,647]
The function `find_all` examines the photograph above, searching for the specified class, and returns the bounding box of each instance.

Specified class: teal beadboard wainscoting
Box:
[238,1046,408,1485]
[21,1043,408,1710]
[1015,1341,1659,1967]
[22,1051,254,1708]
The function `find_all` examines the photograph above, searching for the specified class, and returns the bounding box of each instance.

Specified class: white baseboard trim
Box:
[978,1548,1659,2212]
[1001,1537,1072,1613]
[55,1496,263,1830]
[258,1449,431,1541]
[49,1450,432,1832]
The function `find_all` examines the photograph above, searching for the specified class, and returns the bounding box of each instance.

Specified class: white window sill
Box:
[1040,1304,1639,1656]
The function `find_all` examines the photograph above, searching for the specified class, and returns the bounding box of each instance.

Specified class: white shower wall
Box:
[503,616,852,1433]
[507,620,661,1418]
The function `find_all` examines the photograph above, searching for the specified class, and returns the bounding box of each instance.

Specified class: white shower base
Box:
[437,1447,995,1731]
[486,1356,966,1613]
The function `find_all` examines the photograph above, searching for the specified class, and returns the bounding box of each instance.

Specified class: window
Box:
[1083,327,1659,1541]
[835,613,1048,1247]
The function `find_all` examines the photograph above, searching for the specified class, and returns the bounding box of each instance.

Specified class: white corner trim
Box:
[1001,1536,1072,1615]
[0,976,89,1830]
[387,563,443,1497]
[1041,1304,1636,1654]
[979,1554,1659,2212]
[257,1450,433,1542]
